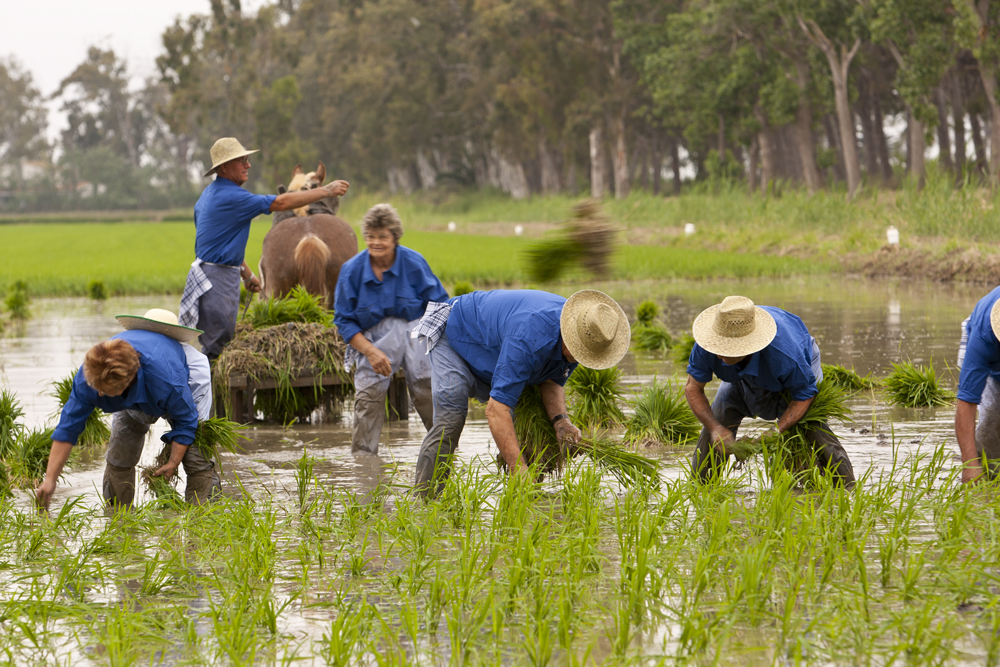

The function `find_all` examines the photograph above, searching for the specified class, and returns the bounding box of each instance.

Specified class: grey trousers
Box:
[972,377,1000,478]
[691,342,855,485]
[196,263,241,360]
[104,410,221,507]
[414,333,491,496]
[352,317,434,454]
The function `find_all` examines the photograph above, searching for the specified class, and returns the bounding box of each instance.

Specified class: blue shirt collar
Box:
[362,247,401,284]
[738,351,761,378]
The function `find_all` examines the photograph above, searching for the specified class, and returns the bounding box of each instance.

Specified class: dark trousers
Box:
[196,263,241,360]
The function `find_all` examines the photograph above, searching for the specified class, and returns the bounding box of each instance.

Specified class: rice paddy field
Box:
[1,277,998,665]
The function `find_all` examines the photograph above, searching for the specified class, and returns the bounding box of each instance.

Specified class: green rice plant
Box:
[86,279,108,300]
[49,371,110,447]
[0,389,25,457]
[4,280,30,320]
[672,332,696,365]
[635,300,660,326]
[295,449,317,508]
[192,417,248,468]
[7,427,54,488]
[822,363,880,393]
[884,360,956,407]
[245,285,334,329]
[451,280,474,296]
[565,366,625,429]
[631,324,672,352]
[524,237,582,283]
[623,380,700,447]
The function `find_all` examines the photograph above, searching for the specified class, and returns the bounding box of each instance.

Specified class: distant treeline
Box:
[1,0,998,210]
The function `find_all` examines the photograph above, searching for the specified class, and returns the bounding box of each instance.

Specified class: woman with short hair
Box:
[334,203,448,454]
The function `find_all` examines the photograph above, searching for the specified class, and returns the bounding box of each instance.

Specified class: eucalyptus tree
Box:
[959,0,1000,181]
[0,57,49,181]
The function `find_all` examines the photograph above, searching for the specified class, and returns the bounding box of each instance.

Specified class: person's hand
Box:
[324,180,350,198]
[244,274,262,293]
[153,461,180,481]
[710,424,735,456]
[555,419,582,455]
[366,346,392,377]
[962,460,985,485]
[35,478,56,512]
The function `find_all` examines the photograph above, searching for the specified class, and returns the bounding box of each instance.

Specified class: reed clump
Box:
[525,199,616,283]
[49,371,110,447]
[822,363,880,393]
[624,380,700,447]
[883,360,956,407]
[566,366,625,429]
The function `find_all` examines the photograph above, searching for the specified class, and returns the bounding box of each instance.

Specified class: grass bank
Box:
[0,221,826,297]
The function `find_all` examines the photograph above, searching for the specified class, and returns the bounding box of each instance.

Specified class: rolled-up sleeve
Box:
[958,334,995,404]
[686,345,716,383]
[51,374,96,445]
[162,386,199,446]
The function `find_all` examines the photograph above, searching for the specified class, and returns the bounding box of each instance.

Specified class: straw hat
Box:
[116,309,203,343]
[691,296,777,358]
[203,137,259,177]
[560,290,630,369]
[991,300,1000,340]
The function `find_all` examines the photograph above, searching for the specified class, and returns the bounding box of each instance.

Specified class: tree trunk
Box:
[717,113,726,159]
[670,135,682,195]
[951,68,967,184]
[909,108,927,189]
[857,75,880,179]
[871,89,895,185]
[905,109,913,174]
[755,107,776,194]
[748,134,759,194]
[934,86,954,175]
[966,0,1000,181]
[539,138,561,194]
[589,125,606,198]
[823,113,846,183]
[792,62,823,193]
[610,111,630,199]
[971,112,988,175]
[651,138,662,195]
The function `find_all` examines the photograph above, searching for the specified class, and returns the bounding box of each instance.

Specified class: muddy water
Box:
[0,277,985,509]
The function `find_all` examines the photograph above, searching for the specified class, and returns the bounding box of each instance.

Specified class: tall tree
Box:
[0,57,49,180]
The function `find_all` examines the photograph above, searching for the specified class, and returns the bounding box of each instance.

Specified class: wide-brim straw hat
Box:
[203,137,260,177]
[691,295,777,358]
[991,300,1000,341]
[560,290,630,369]
[116,308,203,343]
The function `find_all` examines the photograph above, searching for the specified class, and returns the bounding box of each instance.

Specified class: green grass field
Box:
[0,219,826,297]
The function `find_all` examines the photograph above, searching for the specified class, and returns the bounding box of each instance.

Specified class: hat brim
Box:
[691,304,777,358]
[116,315,203,343]
[203,148,260,177]
[992,300,1000,341]
[560,290,631,370]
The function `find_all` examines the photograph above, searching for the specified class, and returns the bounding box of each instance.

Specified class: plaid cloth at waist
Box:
[410,301,453,353]
[178,260,212,328]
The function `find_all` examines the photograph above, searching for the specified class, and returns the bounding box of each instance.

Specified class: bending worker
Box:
[179,137,350,360]
[36,309,218,510]
[412,289,630,496]
[334,203,447,454]
[954,286,1000,483]
[684,295,854,485]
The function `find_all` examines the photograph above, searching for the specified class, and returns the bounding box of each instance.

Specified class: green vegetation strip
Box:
[0,221,829,296]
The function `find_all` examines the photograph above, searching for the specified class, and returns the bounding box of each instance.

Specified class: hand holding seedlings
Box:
[152,442,188,481]
[554,418,582,455]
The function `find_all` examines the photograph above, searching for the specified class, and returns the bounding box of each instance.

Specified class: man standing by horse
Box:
[180,137,350,360]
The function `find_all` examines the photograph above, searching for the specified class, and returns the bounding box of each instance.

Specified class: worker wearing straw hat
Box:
[955,287,1000,484]
[685,296,854,485]
[411,289,630,497]
[36,309,220,510]
[179,137,350,360]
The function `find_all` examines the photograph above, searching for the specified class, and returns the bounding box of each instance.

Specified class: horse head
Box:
[286,162,339,217]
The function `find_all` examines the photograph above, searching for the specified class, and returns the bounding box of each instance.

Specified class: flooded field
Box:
[1,277,997,665]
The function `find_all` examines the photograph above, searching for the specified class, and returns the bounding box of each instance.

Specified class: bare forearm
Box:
[777,397,814,432]
[44,441,74,483]
[270,189,328,212]
[349,332,375,355]
[539,380,568,420]
[486,399,523,471]
[955,400,979,463]
[685,377,719,431]
[168,441,189,466]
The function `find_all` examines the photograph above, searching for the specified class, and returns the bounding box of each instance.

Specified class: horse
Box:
[259,162,358,309]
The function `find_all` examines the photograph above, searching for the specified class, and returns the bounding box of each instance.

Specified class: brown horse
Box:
[259,162,358,308]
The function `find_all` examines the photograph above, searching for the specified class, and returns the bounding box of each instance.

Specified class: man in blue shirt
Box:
[685,295,854,484]
[335,204,448,454]
[180,137,349,359]
[955,286,1000,483]
[412,289,630,496]
[35,310,219,510]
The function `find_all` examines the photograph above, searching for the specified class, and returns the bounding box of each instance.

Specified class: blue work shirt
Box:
[687,306,819,402]
[957,286,1000,403]
[334,245,448,343]
[446,290,578,407]
[193,177,277,266]
[52,330,199,447]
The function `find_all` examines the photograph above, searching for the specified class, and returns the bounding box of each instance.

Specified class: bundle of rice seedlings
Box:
[452,280,474,297]
[635,300,660,326]
[566,366,626,429]
[87,280,108,301]
[49,371,110,447]
[142,418,247,498]
[0,389,25,458]
[821,364,880,393]
[883,360,955,408]
[525,199,616,283]
[4,280,30,320]
[7,427,55,488]
[503,385,659,485]
[632,324,673,352]
[672,332,697,365]
[623,380,700,447]
[246,285,334,329]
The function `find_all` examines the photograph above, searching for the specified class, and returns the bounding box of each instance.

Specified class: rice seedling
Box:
[7,427,54,488]
[0,389,25,457]
[245,285,334,329]
[4,280,30,320]
[524,199,616,282]
[635,300,660,326]
[192,417,249,466]
[565,366,626,429]
[452,280,474,296]
[86,279,108,300]
[884,360,956,407]
[623,380,700,447]
[49,370,110,447]
[631,323,673,352]
[822,363,880,393]
[672,332,696,365]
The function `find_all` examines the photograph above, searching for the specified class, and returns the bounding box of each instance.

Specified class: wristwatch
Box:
[550,413,569,426]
